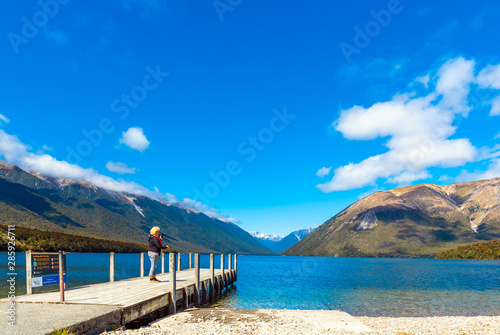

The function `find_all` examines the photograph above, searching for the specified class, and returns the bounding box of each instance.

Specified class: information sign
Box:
[32,252,66,276]
[30,252,66,287]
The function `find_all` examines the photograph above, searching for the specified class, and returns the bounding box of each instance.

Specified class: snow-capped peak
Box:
[293,228,316,241]
[249,231,284,241]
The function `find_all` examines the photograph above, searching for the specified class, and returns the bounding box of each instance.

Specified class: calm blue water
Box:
[1,253,499,317]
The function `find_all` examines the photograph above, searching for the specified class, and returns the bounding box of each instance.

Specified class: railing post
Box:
[228,254,232,284]
[234,254,238,281]
[161,252,165,274]
[220,254,225,292]
[26,250,32,295]
[177,253,181,271]
[169,253,177,314]
[194,253,200,306]
[189,253,192,269]
[110,252,115,282]
[140,252,144,277]
[224,254,228,289]
[210,254,214,299]
[59,250,65,302]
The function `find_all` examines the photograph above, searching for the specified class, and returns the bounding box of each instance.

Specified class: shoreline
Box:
[102,307,500,335]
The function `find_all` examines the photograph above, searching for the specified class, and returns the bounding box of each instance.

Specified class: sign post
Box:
[26,251,32,295]
[59,250,65,302]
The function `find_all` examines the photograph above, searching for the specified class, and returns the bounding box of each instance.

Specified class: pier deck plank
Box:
[3,268,225,308]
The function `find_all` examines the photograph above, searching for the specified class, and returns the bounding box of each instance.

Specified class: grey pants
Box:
[148,253,159,276]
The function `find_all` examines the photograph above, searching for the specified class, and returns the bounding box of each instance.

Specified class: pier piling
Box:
[140,252,145,277]
[169,252,177,314]
[109,252,115,282]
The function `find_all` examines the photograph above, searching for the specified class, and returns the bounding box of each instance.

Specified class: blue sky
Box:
[1,0,500,236]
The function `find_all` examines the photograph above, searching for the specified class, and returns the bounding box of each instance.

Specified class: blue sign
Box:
[32,275,66,287]
[43,275,66,286]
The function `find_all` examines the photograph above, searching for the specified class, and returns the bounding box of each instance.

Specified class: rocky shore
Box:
[102,308,500,335]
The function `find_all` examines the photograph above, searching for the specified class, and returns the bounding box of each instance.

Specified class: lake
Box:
[1,253,499,317]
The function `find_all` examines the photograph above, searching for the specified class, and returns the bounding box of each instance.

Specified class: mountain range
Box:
[284,177,500,257]
[250,228,315,253]
[0,161,274,254]
[5,159,494,258]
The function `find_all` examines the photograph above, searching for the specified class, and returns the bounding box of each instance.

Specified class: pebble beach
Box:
[102,308,500,335]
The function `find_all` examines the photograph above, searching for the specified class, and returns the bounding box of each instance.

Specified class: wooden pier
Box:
[2,253,238,334]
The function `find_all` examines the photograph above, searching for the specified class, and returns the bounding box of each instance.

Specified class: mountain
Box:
[274,228,315,253]
[0,223,148,253]
[283,178,500,257]
[249,232,284,249]
[0,161,274,255]
[250,229,315,253]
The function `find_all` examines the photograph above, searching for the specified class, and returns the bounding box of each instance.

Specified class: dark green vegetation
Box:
[0,223,148,253]
[284,179,500,257]
[0,162,273,254]
[435,240,500,260]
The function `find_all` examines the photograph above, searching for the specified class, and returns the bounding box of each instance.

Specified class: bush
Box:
[435,241,500,260]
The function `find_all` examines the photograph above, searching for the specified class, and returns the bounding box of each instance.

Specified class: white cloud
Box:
[387,170,431,185]
[21,153,149,195]
[435,57,475,116]
[458,159,500,182]
[0,130,30,162]
[477,64,500,89]
[36,144,53,155]
[176,197,239,223]
[0,114,9,125]
[318,57,481,193]
[415,74,430,88]
[119,127,150,152]
[316,166,332,177]
[476,65,500,116]
[488,95,500,116]
[106,161,137,174]
[0,126,234,222]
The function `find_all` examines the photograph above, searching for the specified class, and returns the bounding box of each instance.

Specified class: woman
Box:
[148,226,169,283]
